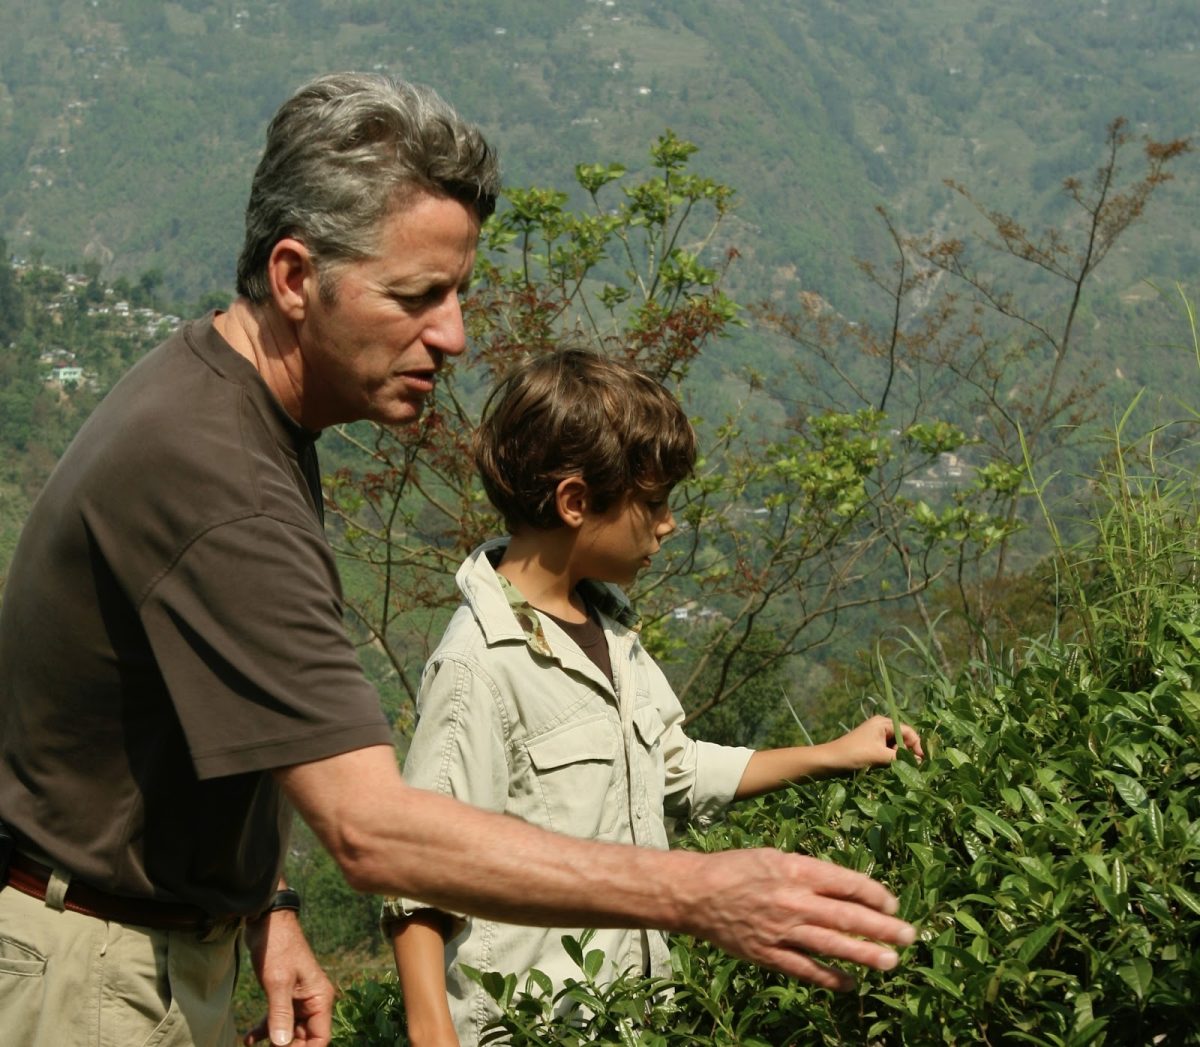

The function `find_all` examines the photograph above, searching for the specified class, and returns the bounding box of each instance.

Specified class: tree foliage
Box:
[753,120,1189,668]
[325,132,1023,736]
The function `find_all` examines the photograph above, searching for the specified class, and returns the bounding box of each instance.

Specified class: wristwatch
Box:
[264,887,301,915]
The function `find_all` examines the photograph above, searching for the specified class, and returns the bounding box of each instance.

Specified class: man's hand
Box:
[243,909,335,1047]
[678,847,916,991]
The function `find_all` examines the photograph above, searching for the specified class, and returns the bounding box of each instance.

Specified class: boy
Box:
[383,348,922,1045]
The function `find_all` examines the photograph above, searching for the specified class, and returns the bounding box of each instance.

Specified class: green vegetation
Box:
[317,132,1196,1041]
[0,248,178,557]
[1,2,1198,1039]
[329,315,1200,1040]
[0,1,1194,318]
[326,119,1186,744]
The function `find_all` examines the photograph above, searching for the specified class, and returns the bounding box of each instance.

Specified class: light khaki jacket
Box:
[382,539,753,1044]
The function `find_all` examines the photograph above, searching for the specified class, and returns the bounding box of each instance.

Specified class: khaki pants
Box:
[0,880,241,1047]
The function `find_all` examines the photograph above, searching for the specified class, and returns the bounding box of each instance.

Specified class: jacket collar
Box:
[456,538,641,661]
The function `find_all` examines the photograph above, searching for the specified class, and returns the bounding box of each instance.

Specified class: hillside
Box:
[2,0,1197,616]
[1,0,1195,312]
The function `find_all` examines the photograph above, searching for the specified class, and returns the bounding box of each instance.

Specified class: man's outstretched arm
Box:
[276,744,915,990]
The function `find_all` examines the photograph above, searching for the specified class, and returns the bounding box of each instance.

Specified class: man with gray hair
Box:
[0,73,914,1047]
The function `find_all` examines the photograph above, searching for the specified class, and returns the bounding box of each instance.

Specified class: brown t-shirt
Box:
[541,603,614,685]
[0,315,391,916]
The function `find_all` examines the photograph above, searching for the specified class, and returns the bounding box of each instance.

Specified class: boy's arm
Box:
[390,910,459,1047]
[735,715,923,800]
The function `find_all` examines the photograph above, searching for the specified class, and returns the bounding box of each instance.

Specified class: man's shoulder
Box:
[90,318,304,489]
[23,315,325,595]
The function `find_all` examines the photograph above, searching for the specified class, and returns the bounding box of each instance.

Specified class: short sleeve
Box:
[140,513,390,779]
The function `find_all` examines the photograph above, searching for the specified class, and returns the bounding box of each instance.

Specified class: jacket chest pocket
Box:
[524,712,620,837]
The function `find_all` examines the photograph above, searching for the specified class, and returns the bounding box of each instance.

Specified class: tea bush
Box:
[332,583,1200,1044]
[332,318,1200,1042]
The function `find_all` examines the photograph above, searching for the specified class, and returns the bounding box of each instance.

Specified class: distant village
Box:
[902,451,971,491]
[9,257,183,391]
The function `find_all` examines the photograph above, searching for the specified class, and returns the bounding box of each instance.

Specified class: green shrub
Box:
[332,591,1200,1044]
[331,313,1200,1044]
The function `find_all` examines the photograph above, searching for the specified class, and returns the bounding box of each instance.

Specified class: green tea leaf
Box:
[562,935,584,968]
[1185,819,1200,849]
[1094,883,1124,918]
[942,747,972,769]
[1081,854,1109,883]
[1140,889,1173,922]
[1106,772,1149,812]
[526,968,553,997]
[1018,785,1045,820]
[1168,882,1200,917]
[1117,957,1153,1000]
[1111,856,1128,898]
[822,781,848,819]
[1110,744,1143,776]
[907,841,938,869]
[478,970,510,1003]
[961,829,985,861]
[969,805,1022,846]
[970,935,990,964]
[1072,990,1095,1030]
[916,967,965,999]
[709,960,735,1002]
[892,759,925,792]
[1072,1018,1109,1045]
[1000,787,1023,812]
[1145,800,1165,848]
[1016,922,1057,966]
[954,909,987,936]
[1016,855,1058,889]
[1180,690,1200,725]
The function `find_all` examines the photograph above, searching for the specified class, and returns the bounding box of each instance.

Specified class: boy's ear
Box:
[554,476,590,529]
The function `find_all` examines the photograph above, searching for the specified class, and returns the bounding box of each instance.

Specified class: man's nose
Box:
[425,293,467,357]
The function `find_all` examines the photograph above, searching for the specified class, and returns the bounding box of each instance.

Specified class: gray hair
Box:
[235,72,500,302]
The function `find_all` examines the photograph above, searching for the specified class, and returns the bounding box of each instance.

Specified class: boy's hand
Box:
[735,715,924,798]
[830,714,924,770]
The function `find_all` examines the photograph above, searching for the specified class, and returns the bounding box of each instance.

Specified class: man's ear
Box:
[266,237,318,322]
[554,476,590,529]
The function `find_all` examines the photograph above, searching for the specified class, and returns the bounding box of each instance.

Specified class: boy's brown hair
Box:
[473,348,697,532]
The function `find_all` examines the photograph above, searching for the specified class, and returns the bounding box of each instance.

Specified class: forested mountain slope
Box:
[1,0,1196,568]
[2,8,1199,1019]
[1,0,1195,311]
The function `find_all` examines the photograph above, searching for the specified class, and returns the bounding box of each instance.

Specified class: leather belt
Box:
[4,852,213,932]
